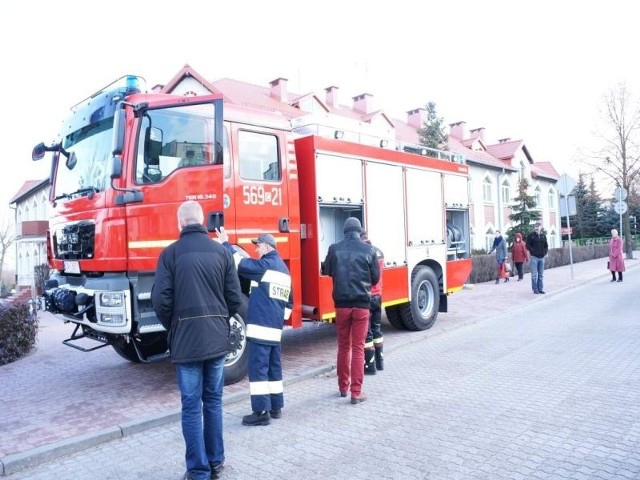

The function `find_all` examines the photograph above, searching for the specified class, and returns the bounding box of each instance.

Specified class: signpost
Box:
[614,186,628,240]
[558,173,576,279]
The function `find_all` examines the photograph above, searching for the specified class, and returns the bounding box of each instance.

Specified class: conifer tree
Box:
[506,178,541,245]
[417,101,448,150]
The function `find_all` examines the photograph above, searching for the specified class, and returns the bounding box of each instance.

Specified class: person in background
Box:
[360,230,385,375]
[322,217,380,404]
[526,221,549,294]
[217,228,293,426]
[152,201,242,480]
[511,232,529,281]
[488,230,509,284]
[608,228,625,282]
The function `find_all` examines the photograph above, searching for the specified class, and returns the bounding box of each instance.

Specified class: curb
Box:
[2,256,637,476]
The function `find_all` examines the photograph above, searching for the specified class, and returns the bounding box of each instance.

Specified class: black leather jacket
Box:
[322,232,381,309]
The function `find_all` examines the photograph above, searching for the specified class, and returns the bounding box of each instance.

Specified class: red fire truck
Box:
[32,75,472,385]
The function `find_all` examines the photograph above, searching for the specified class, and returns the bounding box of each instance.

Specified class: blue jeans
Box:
[530,255,545,293]
[175,355,225,480]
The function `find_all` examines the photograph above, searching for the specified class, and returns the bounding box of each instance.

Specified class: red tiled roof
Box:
[485,139,524,160]
[9,179,49,205]
[531,161,559,180]
[449,137,517,171]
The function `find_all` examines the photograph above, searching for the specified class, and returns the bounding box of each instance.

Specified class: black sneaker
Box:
[210,462,225,479]
[269,408,282,419]
[242,411,270,426]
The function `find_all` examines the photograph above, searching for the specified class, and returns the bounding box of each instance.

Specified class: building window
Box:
[534,187,542,209]
[548,188,556,210]
[483,178,493,203]
[501,181,510,205]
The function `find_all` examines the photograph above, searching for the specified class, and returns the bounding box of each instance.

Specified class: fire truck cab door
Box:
[225,126,291,259]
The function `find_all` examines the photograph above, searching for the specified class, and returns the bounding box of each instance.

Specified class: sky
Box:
[2,0,639,221]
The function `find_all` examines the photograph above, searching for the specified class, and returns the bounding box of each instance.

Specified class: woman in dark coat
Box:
[488,230,508,284]
[511,232,529,281]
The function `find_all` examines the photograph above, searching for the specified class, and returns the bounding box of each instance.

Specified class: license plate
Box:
[64,260,80,274]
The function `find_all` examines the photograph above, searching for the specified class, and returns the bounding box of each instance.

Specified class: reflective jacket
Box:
[231,248,293,345]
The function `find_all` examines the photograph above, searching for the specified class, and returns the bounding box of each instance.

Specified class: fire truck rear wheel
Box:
[385,305,407,330]
[223,294,249,386]
[400,266,439,331]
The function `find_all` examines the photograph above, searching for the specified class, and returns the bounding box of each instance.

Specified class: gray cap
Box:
[251,233,277,248]
[343,217,362,234]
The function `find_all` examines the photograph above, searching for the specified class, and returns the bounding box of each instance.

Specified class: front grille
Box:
[54,221,95,260]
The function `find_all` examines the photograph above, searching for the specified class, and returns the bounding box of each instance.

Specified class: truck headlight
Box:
[100,313,125,325]
[100,292,124,307]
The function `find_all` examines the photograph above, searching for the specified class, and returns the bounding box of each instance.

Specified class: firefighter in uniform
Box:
[361,230,385,375]
[217,228,293,426]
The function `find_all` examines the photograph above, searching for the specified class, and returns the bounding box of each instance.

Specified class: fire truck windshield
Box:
[53,116,113,200]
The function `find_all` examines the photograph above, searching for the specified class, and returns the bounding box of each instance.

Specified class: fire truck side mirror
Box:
[32,143,47,161]
[112,108,126,156]
[109,155,123,179]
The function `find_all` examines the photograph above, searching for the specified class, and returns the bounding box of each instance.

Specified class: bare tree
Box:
[582,83,640,259]
[0,217,15,286]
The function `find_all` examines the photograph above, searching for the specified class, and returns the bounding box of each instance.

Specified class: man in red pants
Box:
[322,217,380,404]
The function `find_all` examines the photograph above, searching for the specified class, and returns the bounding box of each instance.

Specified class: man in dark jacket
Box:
[322,217,380,404]
[217,228,293,427]
[152,200,242,480]
[526,221,549,294]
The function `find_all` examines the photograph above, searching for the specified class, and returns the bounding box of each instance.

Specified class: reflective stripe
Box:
[373,337,384,345]
[249,381,283,396]
[284,307,292,320]
[129,240,174,249]
[232,252,242,269]
[247,324,282,342]
[262,269,292,302]
[268,380,283,394]
[364,341,374,349]
[249,381,270,395]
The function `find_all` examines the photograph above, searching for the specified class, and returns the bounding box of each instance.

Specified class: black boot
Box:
[364,347,376,375]
[374,343,384,371]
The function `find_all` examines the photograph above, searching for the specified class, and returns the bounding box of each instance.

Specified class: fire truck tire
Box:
[385,305,407,330]
[400,266,439,331]
[223,294,249,386]
[112,332,168,362]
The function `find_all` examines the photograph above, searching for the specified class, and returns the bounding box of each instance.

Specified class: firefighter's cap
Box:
[251,233,277,249]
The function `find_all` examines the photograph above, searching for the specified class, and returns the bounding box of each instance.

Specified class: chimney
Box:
[469,127,485,142]
[498,137,512,143]
[353,93,374,114]
[325,85,339,108]
[407,108,427,129]
[270,77,288,102]
[449,121,467,140]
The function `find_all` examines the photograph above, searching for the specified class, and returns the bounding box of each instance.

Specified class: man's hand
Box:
[216,227,229,243]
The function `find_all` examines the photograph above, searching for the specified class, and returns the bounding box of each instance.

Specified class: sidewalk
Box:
[1,253,636,476]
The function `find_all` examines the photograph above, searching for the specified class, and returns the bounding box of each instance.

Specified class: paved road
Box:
[1,255,638,478]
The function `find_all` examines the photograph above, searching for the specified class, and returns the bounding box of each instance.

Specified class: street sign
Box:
[614,201,628,214]
[614,186,628,201]
[558,173,576,196]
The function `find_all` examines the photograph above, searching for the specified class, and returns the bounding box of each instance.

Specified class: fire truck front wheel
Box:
[400,266,440,331]
[223,294,249,386]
